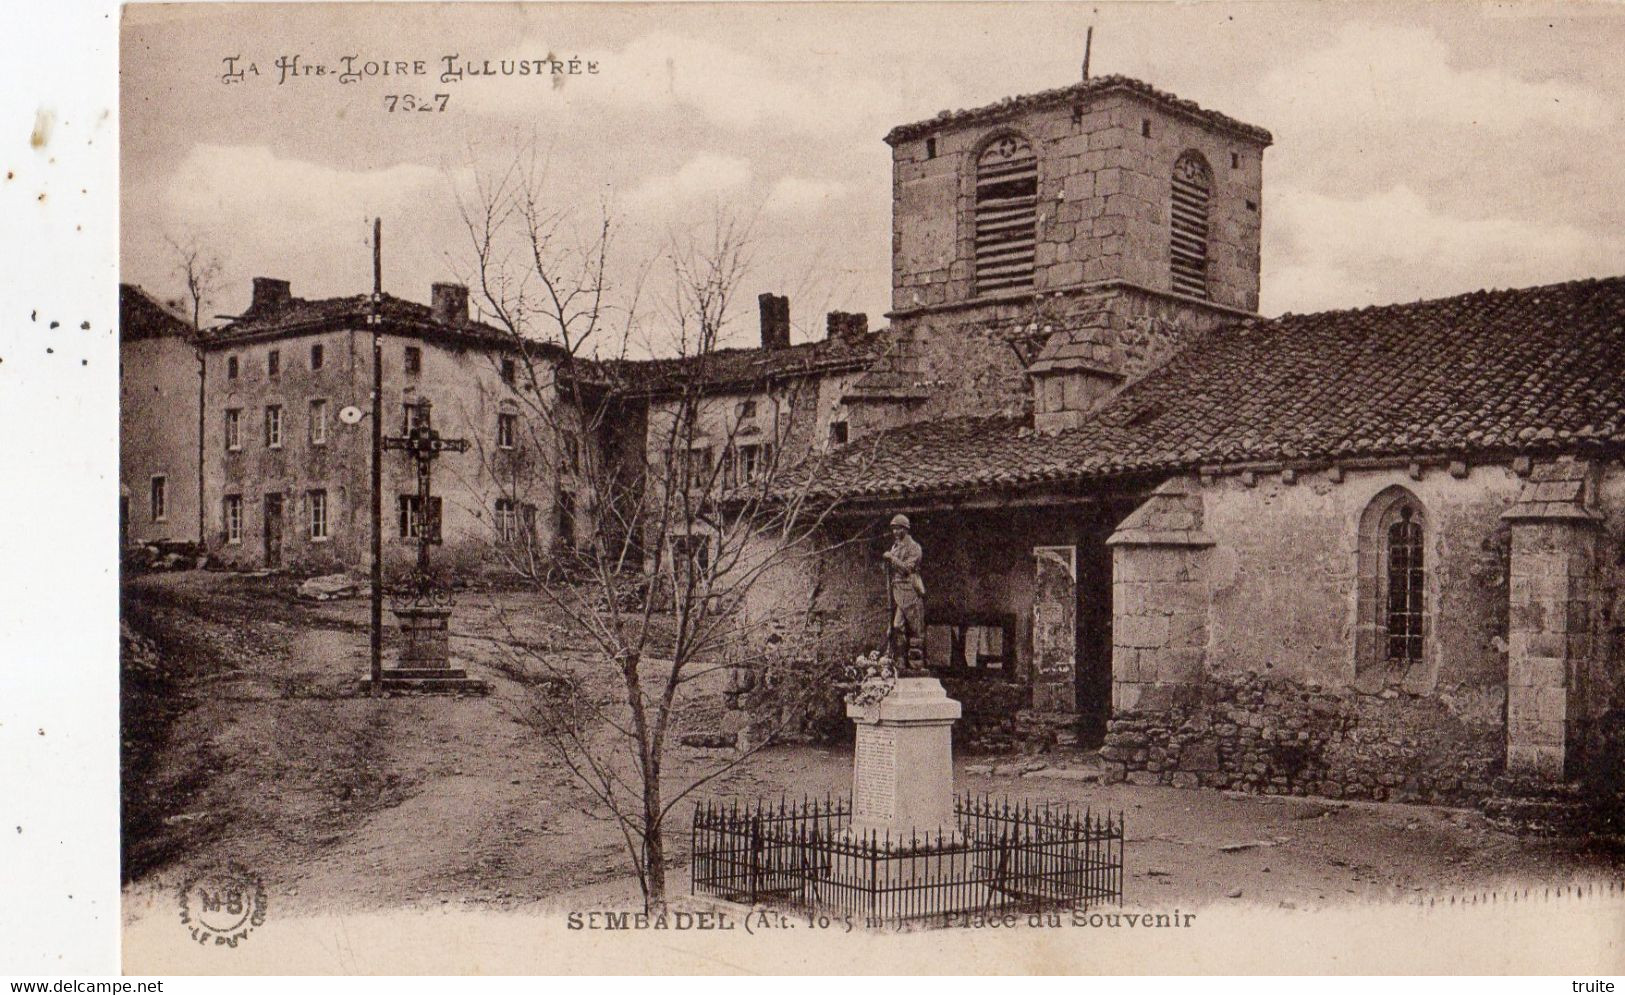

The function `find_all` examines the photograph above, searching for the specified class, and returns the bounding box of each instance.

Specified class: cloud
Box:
[1258,23,1613,136]
[153,145,473,307]
[1263,183,1625,314]
[762,176,847,216]
[164,145,454,234]
[622,153,753,212]
[513,31,907,135]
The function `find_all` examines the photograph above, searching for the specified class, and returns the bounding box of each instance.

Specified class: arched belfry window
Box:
[974,135,1038,294]
[1170,152,1212,299]
[1355,487,1431,684]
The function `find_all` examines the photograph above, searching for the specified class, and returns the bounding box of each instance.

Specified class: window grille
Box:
[974,135,1038,294]
[1170,152,1212,299]
[1385,505,1424,663]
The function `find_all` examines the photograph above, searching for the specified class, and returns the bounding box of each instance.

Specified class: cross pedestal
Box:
[846,677,962,840]
[370,605,487,692]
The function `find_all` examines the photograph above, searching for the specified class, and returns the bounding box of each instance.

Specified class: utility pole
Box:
[370,217,384,692]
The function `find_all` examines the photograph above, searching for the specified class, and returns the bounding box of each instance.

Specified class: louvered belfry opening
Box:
[974,135,1038,294]
[1170,152,1212,299]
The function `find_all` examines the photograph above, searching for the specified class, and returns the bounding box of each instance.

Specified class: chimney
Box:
[758,292,790,350]
[250,277,292,313]
[430,282,468,325]
[826,311,868,344]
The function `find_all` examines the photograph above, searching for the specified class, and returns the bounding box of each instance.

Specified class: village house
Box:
[119,284,202,550]
[743,74,1625,806]
[185,278,572,576]
[122,272,881,581]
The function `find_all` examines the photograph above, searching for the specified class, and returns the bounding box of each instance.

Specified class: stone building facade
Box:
[119,284,201,547]
[195,279,569,576]
[765,72,1625,805]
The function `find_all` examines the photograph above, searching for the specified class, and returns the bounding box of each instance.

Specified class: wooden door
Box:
[263,493,283,568]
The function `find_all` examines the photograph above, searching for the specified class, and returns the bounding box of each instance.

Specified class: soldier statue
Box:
[882,514,927,673]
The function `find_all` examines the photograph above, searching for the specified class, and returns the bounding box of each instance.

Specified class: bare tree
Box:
[164,232,224,334]
[453,153,879,910]
[165,232,224,544]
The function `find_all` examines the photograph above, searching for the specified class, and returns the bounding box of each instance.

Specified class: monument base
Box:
[358,605,490,694]
[846,676,962,838]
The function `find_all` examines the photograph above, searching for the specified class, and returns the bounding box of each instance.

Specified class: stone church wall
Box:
[1105,463,1545,799]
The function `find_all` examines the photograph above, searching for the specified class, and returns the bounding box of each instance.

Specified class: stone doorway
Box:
[263,493,283,568]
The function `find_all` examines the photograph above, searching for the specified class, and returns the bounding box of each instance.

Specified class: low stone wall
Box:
[1100,672,1503,805]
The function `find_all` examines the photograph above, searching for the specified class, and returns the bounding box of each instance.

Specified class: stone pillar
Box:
[1031,545,1078,713]
[395,606,452,669]
[1105,477,1213,713]
[846,677,962,838]
[1501,459,1601,780]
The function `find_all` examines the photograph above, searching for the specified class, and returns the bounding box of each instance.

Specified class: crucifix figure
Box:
[383,399,470,592]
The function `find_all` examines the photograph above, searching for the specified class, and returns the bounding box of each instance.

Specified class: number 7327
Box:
[384,94,450,112]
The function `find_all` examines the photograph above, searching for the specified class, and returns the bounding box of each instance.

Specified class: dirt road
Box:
[121,572,1624,921]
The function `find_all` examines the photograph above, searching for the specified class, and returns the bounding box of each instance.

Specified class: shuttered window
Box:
[1170,152,1212,299]
[974,135,1038,294]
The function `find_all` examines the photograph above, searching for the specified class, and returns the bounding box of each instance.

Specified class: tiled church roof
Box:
[804,276,1625,501]
[886,74,1274,146]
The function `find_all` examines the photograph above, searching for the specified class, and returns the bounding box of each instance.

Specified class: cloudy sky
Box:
[121,2,1625,355]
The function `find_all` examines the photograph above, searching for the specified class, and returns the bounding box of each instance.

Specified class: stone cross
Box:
[383,399,469,578]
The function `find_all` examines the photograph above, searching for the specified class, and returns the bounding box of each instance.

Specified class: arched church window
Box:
[1385,504,1425,664]
[1355,487,1431,683]
[974,134,1038,294]
[1170,152,1212,299]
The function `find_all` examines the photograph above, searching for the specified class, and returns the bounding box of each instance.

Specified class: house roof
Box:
[201,286,875,395]
[201,292,532,353]
[885,74,1274,147]
[802,275,1625,502]
[591,333,881,397]
[119,283,195,343]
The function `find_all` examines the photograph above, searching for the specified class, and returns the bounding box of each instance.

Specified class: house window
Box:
[829,419,849,446]
[223,494,242,544]
[495,498,519,542]
[497,412,517,449]
[727,442,773,486]
[1170,151,1213,300]
[225,408,242,450]
[309,399,327,445]
[226,355,239,379]
[684,446,713,487]
[267,349,280,378]
[308,489,328,540]
[403,402,429,434]
[974,134,1038,294]
[149,475,167,522]
[924,616,1014,675]
[669,533,710,586]
[398,495,443,540]
[265,405,283,448]
[1385,505,1425,664]
[310,343,324,370]
[404,346,422,375]
[557,492,574,548]
[501,358,516,385]
[736,399,757,420]
[560,434,580,473]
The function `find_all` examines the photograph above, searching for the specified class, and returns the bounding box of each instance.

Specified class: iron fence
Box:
[690,794,1123,926]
